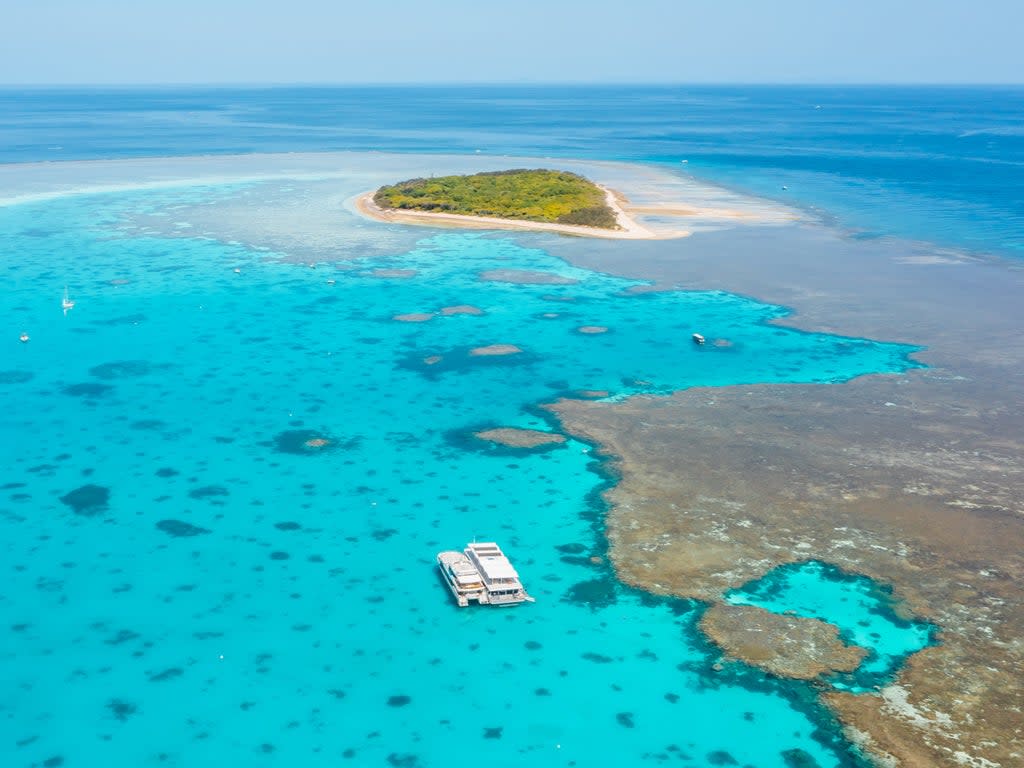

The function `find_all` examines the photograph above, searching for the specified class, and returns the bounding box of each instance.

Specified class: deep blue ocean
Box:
[2,85,1023,257]
[0,86,984,767]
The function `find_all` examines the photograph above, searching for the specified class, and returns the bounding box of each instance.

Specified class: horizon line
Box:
[1,81,1023,89]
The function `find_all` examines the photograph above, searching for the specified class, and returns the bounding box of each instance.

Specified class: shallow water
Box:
[2,182,923,767]
[3,85,1022,258]
[727,561,936,692]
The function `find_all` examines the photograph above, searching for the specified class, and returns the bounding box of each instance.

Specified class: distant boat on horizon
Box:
[62,286,74,315]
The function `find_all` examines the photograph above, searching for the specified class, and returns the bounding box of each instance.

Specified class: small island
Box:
[374,169,619,229]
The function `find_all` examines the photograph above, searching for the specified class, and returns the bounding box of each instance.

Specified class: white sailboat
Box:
[62,286,75,315]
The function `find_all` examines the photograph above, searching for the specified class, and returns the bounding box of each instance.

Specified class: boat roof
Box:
[466,542,520,581]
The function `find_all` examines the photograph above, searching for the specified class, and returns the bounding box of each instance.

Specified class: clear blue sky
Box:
[4,0,1022,85]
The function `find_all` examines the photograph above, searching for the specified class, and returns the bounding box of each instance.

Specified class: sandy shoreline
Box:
[354,185,689,240]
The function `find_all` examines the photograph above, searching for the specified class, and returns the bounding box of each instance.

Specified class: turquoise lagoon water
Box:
[727,562,936,692]
[2,184,925,768]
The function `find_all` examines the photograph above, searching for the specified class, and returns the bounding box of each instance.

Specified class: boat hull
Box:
[436,547,534,607]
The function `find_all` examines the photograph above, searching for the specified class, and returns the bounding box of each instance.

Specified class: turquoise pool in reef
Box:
[1,182,926,767]
[727,561,936,692]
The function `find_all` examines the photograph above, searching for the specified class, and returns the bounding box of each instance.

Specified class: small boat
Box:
[62,286,74,314]
[19,332,30,343]
[692,333,705,345]
[437,541,534,607]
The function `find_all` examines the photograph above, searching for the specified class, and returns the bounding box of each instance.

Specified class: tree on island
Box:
[374,169,619,229]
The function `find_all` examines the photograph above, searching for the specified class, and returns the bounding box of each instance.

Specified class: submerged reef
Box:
[473,427,567,449]
[551,372,1024,768]
[469,344,522,357]
[700,604,867,680]
[479,269,579,285]
[271,429,345,455]
[59,484,110,516]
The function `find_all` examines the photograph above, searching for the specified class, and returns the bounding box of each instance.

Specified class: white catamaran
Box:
[437,541,534,607]
[62,287,75,315]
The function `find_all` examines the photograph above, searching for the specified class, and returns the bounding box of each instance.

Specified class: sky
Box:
[3,0,1022,85]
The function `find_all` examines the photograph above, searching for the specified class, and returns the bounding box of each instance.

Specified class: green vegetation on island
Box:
[373,169,619,229]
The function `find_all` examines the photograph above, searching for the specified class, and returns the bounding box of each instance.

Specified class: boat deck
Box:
[437,542,534,607]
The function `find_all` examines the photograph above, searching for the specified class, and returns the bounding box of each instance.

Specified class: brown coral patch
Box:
[700,604,868,680]
[480,269,579,285]
[440,305,484,316]
[393,313,434,323]
[469,344,522,357]
[474,428,567,449]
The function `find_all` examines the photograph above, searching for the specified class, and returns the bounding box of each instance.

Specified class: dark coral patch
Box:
[156,519,210,537]
[386,695,411,707]
[708,751,739,766]
[269,551,290,561]
[132,419,166,431]
[43,757,64,767]
[616,712,635,728]
[781,748,821,768]
[386,755,421,768]
[149,667,183,682]
[0,370,33,384]
[63,382,114,398]
[106,629,140,645]
[60,484,110,516]
[565,577,617,609]
[155,468,179,478]
[275,521,301,531]
[556,542,587,554]
[189,485,229,499]
[107,698,138,722]
[89,360,155,379]
[482,727,503,739]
